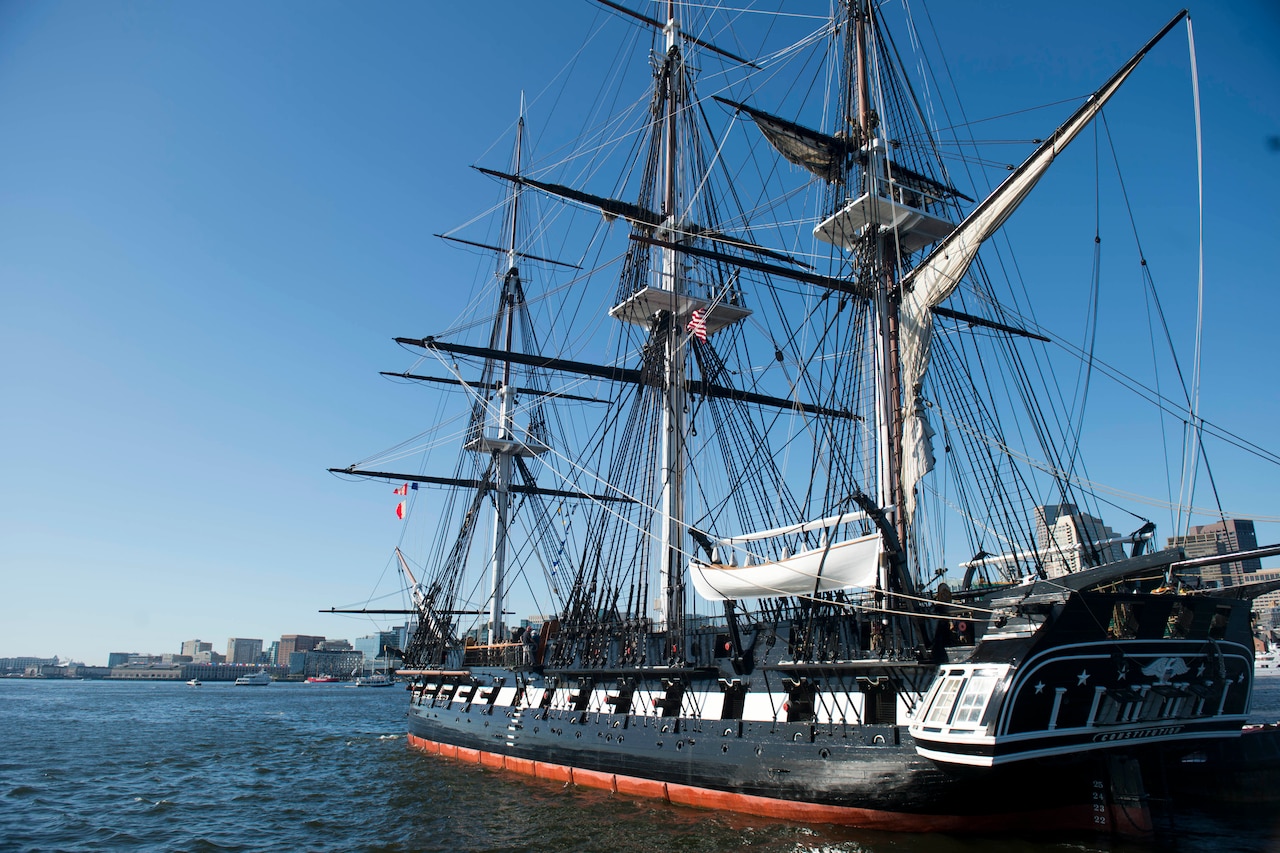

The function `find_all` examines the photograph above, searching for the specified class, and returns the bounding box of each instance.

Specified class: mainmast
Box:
[853,0,907,582]
[657,1,686,637]
[814,0,958,625]
[602,0,752,646]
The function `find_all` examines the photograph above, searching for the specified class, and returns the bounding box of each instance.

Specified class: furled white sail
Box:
[690,532,881,601]
[897,24,1181,528]
[712,508,881,543]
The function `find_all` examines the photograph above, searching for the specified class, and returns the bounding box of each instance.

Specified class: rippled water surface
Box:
[2,678,1278,852]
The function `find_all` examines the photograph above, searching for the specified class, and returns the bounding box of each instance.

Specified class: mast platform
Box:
[464,433,549,456]
[815,190,954,254]
[609,286,751,335]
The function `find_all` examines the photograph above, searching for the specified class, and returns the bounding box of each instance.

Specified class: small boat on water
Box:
[1256,649,1280,676]
[353,654,396,688]
[234,671,272,686]
[306,675,339,684]
[185,678,201,687]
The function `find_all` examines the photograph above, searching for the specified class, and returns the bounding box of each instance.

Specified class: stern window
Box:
[952,674,997,726]
[924,675,966,725]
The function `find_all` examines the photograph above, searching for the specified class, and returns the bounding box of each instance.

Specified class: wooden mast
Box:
[853,0,919,646]
[657,0,687,650]
[487,108,525,646]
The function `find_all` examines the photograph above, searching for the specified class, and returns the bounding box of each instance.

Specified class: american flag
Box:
[686,309,707,343]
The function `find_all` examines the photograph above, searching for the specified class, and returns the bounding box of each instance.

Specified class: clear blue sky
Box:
[1,2,1277,665]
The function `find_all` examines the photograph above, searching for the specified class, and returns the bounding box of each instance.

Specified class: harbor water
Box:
[2,678,1278,852]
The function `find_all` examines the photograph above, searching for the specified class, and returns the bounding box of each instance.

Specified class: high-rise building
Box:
[226,638,264,665]
[1034,504,1127,577]
[181,640,212,657]
[1167,519,1261,588]
[267,640,280,665]
[354,631,400,663]
[278,634,324,662]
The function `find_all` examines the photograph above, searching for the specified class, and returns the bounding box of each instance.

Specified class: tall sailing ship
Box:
[331,1,1280,835]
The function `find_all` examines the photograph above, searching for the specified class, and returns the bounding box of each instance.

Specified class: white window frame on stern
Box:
[915,665,1010,734]
[951,672,999,727]
[922,671,968,726]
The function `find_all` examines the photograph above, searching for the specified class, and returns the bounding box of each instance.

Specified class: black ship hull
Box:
[403,672,1239,836]
[397,573,1267,837]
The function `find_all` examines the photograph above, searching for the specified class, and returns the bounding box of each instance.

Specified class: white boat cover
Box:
[690,532,881,601]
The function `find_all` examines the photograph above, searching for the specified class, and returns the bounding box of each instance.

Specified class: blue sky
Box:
[1,1,1277,665]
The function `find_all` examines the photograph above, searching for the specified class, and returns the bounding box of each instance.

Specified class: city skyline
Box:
[1,628,403,669]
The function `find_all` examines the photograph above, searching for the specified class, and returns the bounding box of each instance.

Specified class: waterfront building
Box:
[180,663,289,682]
[226,638,264,665]
[106,652,131,667]
[278,634,324,662]
[355,631,399,659]
[110,663,183,680]
[354,631,401,671]
[31,664,68,677]
[191,649,226,664]
[64,665,112,679]
[0,657,58,676]
[126,653,164,666]
[267,640,280,665]
[181,640,212,657]
[288,649,362,678]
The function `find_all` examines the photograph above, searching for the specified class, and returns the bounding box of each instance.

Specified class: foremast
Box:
[332,106,562,664]
[464,107,563,648]
[486,111,527,646]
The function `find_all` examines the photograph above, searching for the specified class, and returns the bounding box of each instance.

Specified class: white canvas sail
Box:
[897,21,1182,528]
[690,532,881,601]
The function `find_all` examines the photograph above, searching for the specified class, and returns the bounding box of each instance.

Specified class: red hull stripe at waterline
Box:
[405,732,1152,835]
